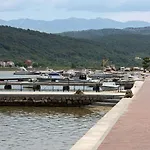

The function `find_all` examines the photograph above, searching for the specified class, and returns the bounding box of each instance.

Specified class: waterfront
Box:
[0,106,111,150]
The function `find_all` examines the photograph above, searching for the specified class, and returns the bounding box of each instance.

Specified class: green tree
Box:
[32,62,39,68]
[142,57,150,72]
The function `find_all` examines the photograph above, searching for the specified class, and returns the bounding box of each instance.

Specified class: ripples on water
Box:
[0,106,111,150]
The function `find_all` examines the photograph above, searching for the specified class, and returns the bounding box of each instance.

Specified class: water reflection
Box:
[0,107,93,117]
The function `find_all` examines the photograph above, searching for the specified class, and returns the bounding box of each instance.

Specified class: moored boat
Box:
[101,81,120,91]
[14,67,40,75]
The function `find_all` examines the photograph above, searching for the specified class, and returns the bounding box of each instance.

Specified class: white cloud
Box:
[0,0,67,11]
[0,0,150,12]
[55,0,128,10]
[0,0,23,11]
[56,0,150,12]
[105,11,150,22]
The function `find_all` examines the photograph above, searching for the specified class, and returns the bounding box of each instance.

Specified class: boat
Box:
[89,70,114,79]
[14,67,39,75]
[37,72,65,82]
[101,81,120,91]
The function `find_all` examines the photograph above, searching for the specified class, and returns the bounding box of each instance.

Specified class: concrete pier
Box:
[0,91,124,107]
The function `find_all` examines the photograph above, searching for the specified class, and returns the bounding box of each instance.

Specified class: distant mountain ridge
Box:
[0,18,150,33]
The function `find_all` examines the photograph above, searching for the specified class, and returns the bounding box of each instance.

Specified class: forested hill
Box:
[60,29,131,41]
[0,26,150,68]
[60,27,150,41]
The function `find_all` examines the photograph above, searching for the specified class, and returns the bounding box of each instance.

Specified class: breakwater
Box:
[0,92,124,107]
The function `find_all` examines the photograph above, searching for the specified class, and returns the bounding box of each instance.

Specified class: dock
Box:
[0,77,31,81]
[0,78,132,107]
[0,79,134,93]
[0,91,124,107]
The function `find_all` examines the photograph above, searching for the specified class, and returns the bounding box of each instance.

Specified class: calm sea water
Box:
[0,71,111,150]
[0,107,110,150]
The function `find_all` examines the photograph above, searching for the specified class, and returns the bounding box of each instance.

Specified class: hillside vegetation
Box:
[60,27,150,40]
[0,26,150,68]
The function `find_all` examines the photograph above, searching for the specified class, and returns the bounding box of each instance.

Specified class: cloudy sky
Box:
[0,0,150,22]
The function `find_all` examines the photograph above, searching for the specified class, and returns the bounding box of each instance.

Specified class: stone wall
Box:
[0,94,122,107]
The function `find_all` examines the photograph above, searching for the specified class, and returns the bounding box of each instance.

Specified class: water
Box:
[0,107,110,150]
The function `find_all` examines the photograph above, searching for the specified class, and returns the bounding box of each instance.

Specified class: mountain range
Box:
[0,18,150,33]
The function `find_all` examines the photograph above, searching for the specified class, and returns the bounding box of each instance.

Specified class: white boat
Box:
[14,67,38,75]
[101,82,119,91]
[89,71,114,79]
[37,72,65,82]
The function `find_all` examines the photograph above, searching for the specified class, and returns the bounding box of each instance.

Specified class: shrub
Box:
[124,89,133,98]
[75,89,84,95]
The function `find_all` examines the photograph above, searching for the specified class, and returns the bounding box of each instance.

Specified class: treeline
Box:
[60,27,150,40]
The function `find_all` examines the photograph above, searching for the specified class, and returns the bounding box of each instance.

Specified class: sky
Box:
[0,0,150,22]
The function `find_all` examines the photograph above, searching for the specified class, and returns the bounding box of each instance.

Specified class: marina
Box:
[0,70,144,107]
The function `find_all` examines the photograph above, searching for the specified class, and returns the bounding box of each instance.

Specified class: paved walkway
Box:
[98,77,150,150]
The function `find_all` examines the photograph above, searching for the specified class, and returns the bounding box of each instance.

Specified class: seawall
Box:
[0,92,124,107]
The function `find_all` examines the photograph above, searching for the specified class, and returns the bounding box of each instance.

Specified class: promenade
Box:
[70,79,145,150]
[98,77,150,150]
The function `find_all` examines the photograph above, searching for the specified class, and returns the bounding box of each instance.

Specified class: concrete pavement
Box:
[98,78,150,150]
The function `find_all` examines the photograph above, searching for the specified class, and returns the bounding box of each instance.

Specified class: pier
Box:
[0,78,127,106]
[0,91,124,107]
[0,76,135,106]
[0,80,134,91]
